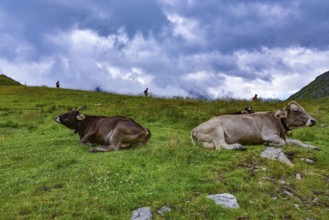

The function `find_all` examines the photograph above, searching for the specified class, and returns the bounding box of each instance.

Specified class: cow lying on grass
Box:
[191,101,319,151]
[55,108,151,152]
[240,106,254,114]
[218,106,254,115]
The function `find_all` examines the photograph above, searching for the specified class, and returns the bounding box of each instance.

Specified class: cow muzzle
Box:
[55,116,61,123]
[306,118,317,126]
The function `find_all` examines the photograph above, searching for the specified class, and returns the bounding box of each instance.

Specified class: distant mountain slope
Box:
[288,71,329,100]
[0,74,22,86]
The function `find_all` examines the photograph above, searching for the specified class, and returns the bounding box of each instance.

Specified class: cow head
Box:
[275,101,316,128]
[55,107,86,129]
[242,106,254,114]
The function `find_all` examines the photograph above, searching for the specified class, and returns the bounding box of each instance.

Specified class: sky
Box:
[1,0,329,100]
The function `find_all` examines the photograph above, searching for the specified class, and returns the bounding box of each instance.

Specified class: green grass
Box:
[0,85,328,219]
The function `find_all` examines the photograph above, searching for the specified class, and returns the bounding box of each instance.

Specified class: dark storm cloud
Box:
[163,0,329,52]
[102,0,168,37]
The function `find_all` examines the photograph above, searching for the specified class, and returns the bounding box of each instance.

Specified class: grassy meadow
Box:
[0,85,328,219]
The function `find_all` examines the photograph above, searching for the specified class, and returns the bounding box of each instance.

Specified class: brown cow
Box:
[241,106,254,114]
[191,101,319,151]
[218,106,254,115]
[55,108,151,152]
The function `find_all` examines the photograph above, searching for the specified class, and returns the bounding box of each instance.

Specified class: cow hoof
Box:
[90,149,99,153]
[236,146,247,151]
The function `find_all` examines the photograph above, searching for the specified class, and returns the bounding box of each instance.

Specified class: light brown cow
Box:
[191,101,319,151]
[55,108,151,152]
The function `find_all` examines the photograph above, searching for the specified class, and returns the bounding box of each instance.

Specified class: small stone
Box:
[301,158,315,164]
[279,179,286,184]
[207,193,240,209]
[131,207,152,220]
[296,173,302,180]
[262,167,267,171]
[312,197,319,205]
[157,206,171,216]
[305,159,315,164]
[283,190,293,197]
[294,204,300,209]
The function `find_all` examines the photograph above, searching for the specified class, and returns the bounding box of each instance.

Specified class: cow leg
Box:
[214,141,246,151]
[90,144,120,153]
[264,139,285,147]
[192,127,245,151]
[91,133,123,152]
[261,132,286,147]
[286,139,320,150]
[200,140,241,150]
[80,132,96,144]
[212,128,246,151]
[202,142,215,149]
[90,128,129,153]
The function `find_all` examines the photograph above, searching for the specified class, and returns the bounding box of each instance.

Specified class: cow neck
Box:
[74,116,89,136]
[74,122,82,135]
[280,118,292,136]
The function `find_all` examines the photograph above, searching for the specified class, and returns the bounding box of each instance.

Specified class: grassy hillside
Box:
[288,70,329,100]
[0,85,328,219]
[0,74,22,86]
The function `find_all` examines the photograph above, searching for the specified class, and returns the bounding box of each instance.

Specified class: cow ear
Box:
[288,101,298,106]
[76,114,86,121]
[284,101,298,112]
[275,110,287,118]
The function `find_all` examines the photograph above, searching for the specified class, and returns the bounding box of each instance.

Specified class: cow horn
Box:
[76,114,86,121]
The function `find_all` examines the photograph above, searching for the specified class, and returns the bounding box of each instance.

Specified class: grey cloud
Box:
[185,87,212,100]
[162,0,329,52]
[104,0,168,38]
[1,0,329,99]
[0,0,168,60]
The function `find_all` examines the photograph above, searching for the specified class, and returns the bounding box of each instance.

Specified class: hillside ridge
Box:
[0,74,22,86]
[288,70,329,99]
